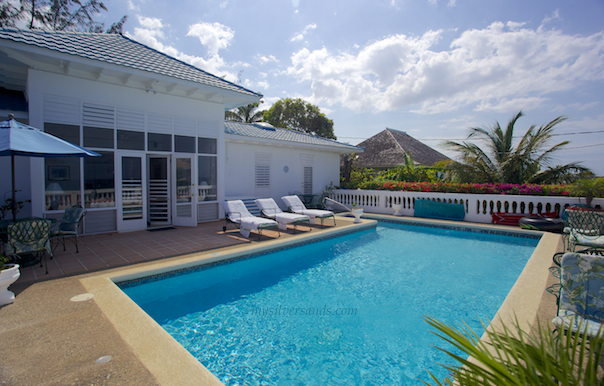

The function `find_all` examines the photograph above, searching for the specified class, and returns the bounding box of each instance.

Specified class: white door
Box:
[172,154,197,226]
[147,155,171,227]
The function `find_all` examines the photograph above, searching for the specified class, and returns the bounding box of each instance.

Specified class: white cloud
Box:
[285,21,604,114]
[127,17,237,80]
[256,54,279,64]
[542,9,561,26]
[290,23,317,42]
[127,0,140,12]
[187,22,235,56]
[256,80,270,89]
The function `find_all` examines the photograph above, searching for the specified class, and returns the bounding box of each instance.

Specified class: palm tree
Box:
[225,102,264,123]
[377,153,449,183]
[424,316,603,386]
[445,111,590,184]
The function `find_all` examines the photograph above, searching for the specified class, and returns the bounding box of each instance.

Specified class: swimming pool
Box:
[120,221,540,385]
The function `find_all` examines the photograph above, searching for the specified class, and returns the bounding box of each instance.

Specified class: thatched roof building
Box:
[353,128,450,170]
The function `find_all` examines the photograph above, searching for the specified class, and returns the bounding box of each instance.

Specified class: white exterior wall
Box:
[225,141,341,208]
[24,69,226,230]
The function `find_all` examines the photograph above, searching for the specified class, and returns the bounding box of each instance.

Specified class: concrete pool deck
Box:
[0,215,561,385]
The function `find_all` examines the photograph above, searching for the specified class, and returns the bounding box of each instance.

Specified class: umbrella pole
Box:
[11,151,16,222]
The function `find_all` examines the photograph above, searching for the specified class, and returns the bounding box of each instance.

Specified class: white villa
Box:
[0,29,362,234]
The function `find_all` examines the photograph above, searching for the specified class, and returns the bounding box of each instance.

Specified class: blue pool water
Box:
[121,222,540,385]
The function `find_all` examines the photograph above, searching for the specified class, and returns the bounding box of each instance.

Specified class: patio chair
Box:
[564,207,604,252]
[222,200,280,240]
[552,252,604,338]
[255,198,311,234]
[281,195,336,228]
[51,205,86,253]
[3,218,53,274]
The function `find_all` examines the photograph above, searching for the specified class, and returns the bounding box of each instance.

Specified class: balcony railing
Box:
[330,189,603,224]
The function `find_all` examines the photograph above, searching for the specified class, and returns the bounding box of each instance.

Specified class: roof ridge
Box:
[0,28,263,98]
[119,33,262,97]
[386,128,407,154]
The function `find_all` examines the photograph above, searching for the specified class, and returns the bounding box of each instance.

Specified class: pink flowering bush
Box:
[340,181,571,196]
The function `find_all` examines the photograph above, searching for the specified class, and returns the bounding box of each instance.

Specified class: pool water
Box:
[121,222,540,385]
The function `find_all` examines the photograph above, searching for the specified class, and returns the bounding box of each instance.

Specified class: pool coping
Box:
[79,215,559,385]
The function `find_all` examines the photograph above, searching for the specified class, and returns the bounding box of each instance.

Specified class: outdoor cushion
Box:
[221,200,278,238]
[415,199,465,221]
[281,195,335,227]
[255,198,310,231]
[552,252,604,338]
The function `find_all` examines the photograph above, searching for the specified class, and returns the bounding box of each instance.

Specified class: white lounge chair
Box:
[281,195,336,228]
[221,200,280,240]
[255,198,311,233]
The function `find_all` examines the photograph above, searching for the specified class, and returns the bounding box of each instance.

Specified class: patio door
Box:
[147,155,171,227]
[172,154,197,227]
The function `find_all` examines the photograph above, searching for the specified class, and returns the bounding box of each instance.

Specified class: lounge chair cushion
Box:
[255,198,310,230]
[552,252,604,338]
[255,198,309,230]
[222,200,277,238]
[552,310,604,338]
[281,195,334,225]
[569,233,604,248]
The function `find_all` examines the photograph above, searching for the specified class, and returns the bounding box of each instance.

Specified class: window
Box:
[45,123,79,145]
[304,167,313,194]
[198,137,217,154]
[255,165,270,187]
[198,156,217,201]
[84,126,114,148]
[45,157,81,210]
[148,133,172,152]
[122,157,142,220]
[175,135,196,153]
[84,151,115,209]
[117,130,145,150]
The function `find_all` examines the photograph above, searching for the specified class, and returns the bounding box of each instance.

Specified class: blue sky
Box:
[101,0,604,175]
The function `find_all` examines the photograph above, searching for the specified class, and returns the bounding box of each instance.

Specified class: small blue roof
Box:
[224,121,363,152]
[0,28,261,98]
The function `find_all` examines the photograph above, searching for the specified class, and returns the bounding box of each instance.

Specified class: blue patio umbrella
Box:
[0,115,100,221]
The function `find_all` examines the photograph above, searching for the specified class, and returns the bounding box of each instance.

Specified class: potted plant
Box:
[0,253,20,306]
[570,177,604,208]
[351,203,364,223]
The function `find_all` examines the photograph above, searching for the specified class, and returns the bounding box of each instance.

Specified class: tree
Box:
[0,0,128,34]
[445,111,590,184]
[377,153,450,183]
[225,102,264,123]
[263,98,336,139]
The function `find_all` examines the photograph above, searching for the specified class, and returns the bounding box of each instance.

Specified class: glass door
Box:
[148,156,171,227]
[172,154,197,226]
[117,154,146,231]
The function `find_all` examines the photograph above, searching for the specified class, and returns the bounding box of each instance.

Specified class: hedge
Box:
[339,182,571,196]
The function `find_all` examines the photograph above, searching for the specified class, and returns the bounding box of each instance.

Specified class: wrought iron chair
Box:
[51,205,86,253]
[3,218,53,274]
[564,207,604,252]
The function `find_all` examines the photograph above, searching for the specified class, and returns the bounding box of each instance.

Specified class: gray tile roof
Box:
[225,121,363,152]
[355,128,450,168]
[0,28,261,97]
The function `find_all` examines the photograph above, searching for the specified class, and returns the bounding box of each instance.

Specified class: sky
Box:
[99,0,604,175]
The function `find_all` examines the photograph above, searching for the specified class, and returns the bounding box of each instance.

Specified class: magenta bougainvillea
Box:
[340,182,571,197]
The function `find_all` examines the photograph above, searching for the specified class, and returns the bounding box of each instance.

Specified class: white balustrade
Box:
[331,189,603,224]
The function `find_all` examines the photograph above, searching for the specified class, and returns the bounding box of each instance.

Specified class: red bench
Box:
[491,211,558,226]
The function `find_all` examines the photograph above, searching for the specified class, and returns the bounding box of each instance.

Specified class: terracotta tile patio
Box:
[16,220,268,283]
